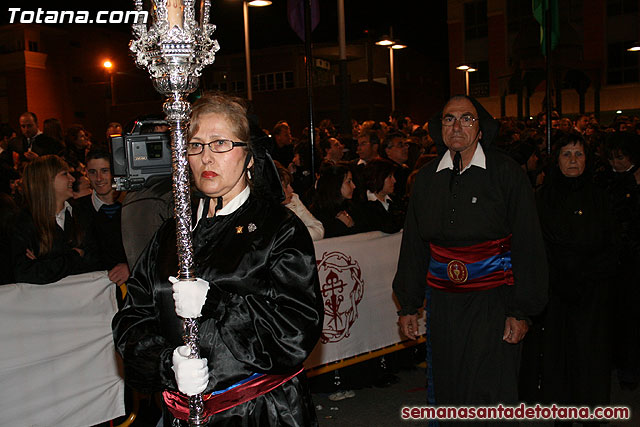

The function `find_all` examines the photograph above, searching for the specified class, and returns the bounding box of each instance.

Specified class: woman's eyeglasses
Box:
[187,139,248,155]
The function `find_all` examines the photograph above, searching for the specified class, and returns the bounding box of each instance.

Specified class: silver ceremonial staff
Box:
[130,0,219,425]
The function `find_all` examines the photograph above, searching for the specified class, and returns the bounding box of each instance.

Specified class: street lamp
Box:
[103,59,115,106]
[243,0,271,100]
[627,41,640,52]
[456,65,477,96]
[376,36,406,112]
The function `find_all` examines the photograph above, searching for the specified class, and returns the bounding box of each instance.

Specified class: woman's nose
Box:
[200,148,214,163]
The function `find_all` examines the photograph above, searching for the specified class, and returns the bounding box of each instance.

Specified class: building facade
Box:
[447,0,640,123]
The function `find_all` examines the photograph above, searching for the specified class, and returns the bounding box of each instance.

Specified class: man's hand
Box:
[108,263,130,286]
[503,316,528,344]
[399,314,419,340]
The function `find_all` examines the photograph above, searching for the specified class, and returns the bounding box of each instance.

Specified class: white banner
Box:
[0,271,125,427]
[305,231,426,369]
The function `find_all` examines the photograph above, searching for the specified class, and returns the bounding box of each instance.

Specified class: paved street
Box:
[123,362,640,426]
[313,365,640,426]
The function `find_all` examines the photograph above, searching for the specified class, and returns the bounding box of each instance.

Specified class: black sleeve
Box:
[503,162,549,320]
[111,224,174,393]
[392,170,430,315]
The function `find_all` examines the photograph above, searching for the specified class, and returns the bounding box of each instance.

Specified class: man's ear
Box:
[478,130,483,141]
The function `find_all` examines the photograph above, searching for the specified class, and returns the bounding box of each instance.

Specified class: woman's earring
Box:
[247,170,252,180]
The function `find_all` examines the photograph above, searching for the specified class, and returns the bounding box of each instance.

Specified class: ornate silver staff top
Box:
[130,1,219,425]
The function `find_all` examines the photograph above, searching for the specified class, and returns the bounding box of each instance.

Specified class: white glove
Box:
[172,346,209,396]
[170,276,209,318]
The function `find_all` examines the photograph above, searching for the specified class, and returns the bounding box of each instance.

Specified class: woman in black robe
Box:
[535,132,617,411]
[112,93,323,426]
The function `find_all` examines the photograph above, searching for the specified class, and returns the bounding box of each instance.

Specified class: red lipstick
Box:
[202,171,218,178]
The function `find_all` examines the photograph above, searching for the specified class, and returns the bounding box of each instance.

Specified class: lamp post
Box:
[103,59,115,106]
[243,0,272,100]
[376,35,406,112]
[456,65,477,96]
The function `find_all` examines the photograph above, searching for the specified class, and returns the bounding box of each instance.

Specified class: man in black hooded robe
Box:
[392,95,548,409]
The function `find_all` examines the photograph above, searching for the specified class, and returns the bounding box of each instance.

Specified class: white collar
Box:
[613,164,635,173]
[55,201,73,230]
[91,190,106,211]
[366,190,391,211]
[436,143,486,173]
[194,185,251,229]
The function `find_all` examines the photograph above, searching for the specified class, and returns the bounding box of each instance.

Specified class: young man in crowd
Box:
[75,149,129,286]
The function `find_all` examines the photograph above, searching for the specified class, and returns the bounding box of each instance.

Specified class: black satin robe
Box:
[112,194,323,426]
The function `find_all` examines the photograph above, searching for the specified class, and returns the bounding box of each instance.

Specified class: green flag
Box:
[532,0,559,56]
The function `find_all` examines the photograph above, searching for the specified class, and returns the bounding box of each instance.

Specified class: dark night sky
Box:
[3,0,448,60]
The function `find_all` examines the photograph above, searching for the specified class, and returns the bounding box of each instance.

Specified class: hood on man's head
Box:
[428,95,500,156]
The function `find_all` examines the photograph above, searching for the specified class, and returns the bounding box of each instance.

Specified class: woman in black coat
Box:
[8,155,100,284]
[112,93,323,426]
[535,132,618,409]
[310,161,364,238]
[358,158,405,234]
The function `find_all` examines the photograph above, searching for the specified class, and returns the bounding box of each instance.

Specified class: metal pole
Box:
[109,73,116,106]
[337,0,350,136]
[130,0,220,424]
[465,70,470,96]
[390,47,395,112]
[545,3,552,155]
[303,0,316,181]
[243,1,252,100]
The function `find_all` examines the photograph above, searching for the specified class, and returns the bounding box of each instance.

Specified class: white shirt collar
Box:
[613,164,635,173]
[436,143,486,173]
[91,190,106,211]
[55,201,73,230]
[366,190,391,211]
[194,185,251,229]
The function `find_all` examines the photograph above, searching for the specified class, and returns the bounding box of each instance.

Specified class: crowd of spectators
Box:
[1,105,639,404]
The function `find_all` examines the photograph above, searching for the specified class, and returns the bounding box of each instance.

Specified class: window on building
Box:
[27,41,38,52]
[507,0,533,33]
[232,80,245,93]
[607,0,638,16]
[284,72,294,88]
[253,71,295,92]
[607,42,639,84]
[465,0,488,40]
[469,61,490,98]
